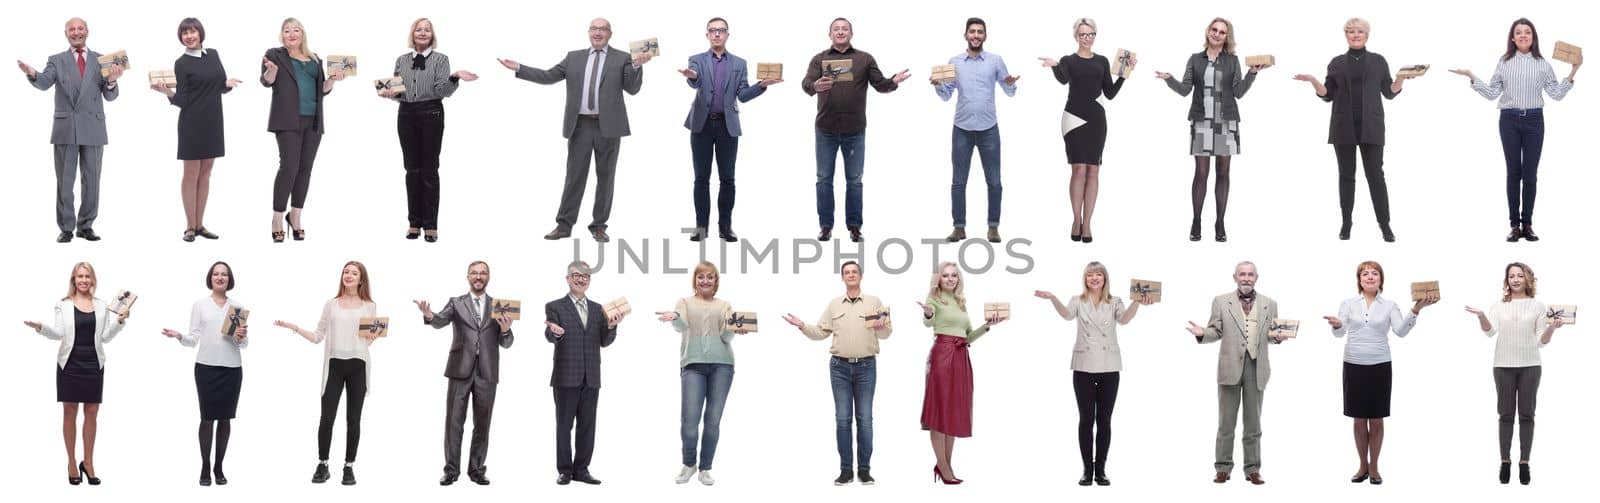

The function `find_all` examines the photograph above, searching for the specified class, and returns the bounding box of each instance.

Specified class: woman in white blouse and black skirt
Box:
[1463,262,1566,484]
[160,261,248,486]
[1324,260,1436,485]
[381,18,479,242]
[1448,18,1580,242]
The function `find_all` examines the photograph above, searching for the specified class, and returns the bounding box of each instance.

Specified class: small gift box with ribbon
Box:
[983,302,1010,322]
[1111,48,1137,79]
[1268,319,1299,339]
[98,50,129,77]
[149,69,176,88]
[727,311,758,333]
[374,76,405,95]
[1554,41,1583,66]
[1245,55,1275,67]
[1129,279,1162,303]
[630,38,660,57]
[1546,305,1577,325]
[1410,281,1440,302]
[109,290,138,314]
[931,64,957,84]
[326,55,357,77]
[604,297,632,319]
[863,306,891,330]
[222,306,249,338]
[1396,64,1429,79]
[822,59,854,82]
[358,317,389,338]
[491,299,521,321]
[757,62,783,80]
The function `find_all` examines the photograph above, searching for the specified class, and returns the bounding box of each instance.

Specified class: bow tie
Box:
[1237,291,1256,302]
[411,53,427,70]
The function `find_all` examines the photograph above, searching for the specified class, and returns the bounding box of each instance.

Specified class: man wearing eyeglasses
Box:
[499,18,652,243]
[678,17,782,243]
[415,261,514,486]
[543,260,626,485]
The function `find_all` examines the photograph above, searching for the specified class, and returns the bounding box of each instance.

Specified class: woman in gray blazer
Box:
[261,18,344,243]
[1155,18,1266,242]
[23,262,129,485]
[1034,261,1152,486]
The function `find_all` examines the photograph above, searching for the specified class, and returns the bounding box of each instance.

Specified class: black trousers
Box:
[1073,371,1120,472]
[444,369,496,477]
[273,116,323,212]
[1333,144,1390,225]
[689,117,738,229]
[553,386,599,475]
[318,358,367,462]
[399,100,445,229]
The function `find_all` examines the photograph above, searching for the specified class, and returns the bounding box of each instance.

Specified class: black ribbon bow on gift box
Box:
[727,313,754,329]
[359,319,388,335]
[1268,320,1298,333]
[1546,307,1573,321]
[862,311,890,322]
[1131,283,1160,296]
[633,40,659,54]
[224,309,247,338]
[493,303,520,317]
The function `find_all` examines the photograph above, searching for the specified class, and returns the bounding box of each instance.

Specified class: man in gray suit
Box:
[677,17,781,242]
[18,17,123,243]
[1186,261,1287,485]
[499,18,651,243]
[416,261,515,486]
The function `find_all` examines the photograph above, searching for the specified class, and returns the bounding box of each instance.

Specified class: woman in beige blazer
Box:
[23,262,129,485]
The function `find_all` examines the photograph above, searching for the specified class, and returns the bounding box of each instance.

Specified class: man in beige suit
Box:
[1186,261,1286,485]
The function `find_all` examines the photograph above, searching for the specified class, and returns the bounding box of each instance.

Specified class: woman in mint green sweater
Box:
[657,261,749,485]
[919,261,1004,484]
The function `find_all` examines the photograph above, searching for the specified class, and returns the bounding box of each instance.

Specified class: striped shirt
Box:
[389,50,461,103]
[1469,51,1575,110]
[1484,298,1549,368]
[1332,295,1418,365]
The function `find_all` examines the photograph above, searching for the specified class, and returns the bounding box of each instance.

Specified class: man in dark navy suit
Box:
[543,260,625,485]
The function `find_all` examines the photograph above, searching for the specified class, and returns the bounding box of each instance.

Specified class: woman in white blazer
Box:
[23,262,129,485]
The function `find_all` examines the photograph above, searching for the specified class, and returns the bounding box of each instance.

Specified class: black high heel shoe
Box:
[406,228,421,240]
[424,230,438,243]
[1071,223,1083,242]
[200,465,212,486]
[1215,221,1227,242]
[80,462,100,485]
[68,464,82,486]
[1189,219,1202,242]
[1351,470,1369,483]
[1339,221,1353,241]
[286,215,305,241]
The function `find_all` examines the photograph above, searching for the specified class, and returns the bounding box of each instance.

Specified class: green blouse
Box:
[922,292,990,342]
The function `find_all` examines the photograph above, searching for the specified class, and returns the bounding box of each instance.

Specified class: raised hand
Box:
[225,78,243,89]
[1323,315,1342,330]
[454,70,479,81]
[1463,305,1484,316]
[161,328,182,339]
[1038,56,1059,68]
[1292,74,1317,82]
[1003,74,1021,86]
[546,320,566,337]
[917,301,933,318]
[497,58,519,71]
[1154,70,1172,80]
[1185,321,1204,337]
[414,299,433,321]
[495,314,513,333]
[273,320,299,332]
[17,60,37,78]
[262,57,278,75]
[891,69,911,84]
[813,75,834,92]
[678,68,698,80]
[106,64,124,82]
[1033,290,1056,301]
[23,320,43,332]
[656,310,678,322]
[782,313,805,329]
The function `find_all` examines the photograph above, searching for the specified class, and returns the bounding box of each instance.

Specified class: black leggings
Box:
[1073,371,1120,473]
[318,358,367,462]
[272,116,323,213]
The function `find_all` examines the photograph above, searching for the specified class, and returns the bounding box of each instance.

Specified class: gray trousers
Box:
[443,370,497,478]
[1494,366,1541,461]
[53,144,104,232]
[1215,356,1263,474]
[556,117,620,232]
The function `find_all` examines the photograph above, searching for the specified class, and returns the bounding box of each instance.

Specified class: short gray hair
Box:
[1344,17,1370,32]
[1235,260,1257,273]
[567,260,592,275]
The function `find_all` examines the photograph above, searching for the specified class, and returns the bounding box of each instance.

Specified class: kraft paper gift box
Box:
[1268,319,1300,339]
[1546,304,1577,325]
[822,59,854,82]
[149,69,176,89]
[1410,281,1441,301]
[109,290,138,313]
[1129,279,1163,303]
[222,306,250,338]
[630,38,660,57]
[1396,64,1430,79]
[983,302,1011,322]
[863,306,891,330]
[490,299,521,321]
[603,297,632,319]
[326,55,357,77]
[1111,49,1137,79]
[727,312,759,332]
[757,62,783,80]
[358,317,390,338]
[1553,41,1582,65]
[1245,55,1276,67]
[931,64,957,84]
[97,50,129,77]
[373,76,406,95]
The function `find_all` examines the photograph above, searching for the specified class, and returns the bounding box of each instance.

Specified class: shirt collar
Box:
[185,48,204,58]
[842,296,862,304]
[828,45,855,56]
[412,48,433,58]
[963,50,986,62]
[570,294,588,305]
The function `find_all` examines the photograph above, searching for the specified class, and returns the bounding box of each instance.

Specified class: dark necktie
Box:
[585,49,602,112]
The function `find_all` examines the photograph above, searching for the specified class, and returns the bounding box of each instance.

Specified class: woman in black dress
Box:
[1040,18,1130,244]
[1293,18,1412,242]
[152,18,242,242]
[23,262,129,485]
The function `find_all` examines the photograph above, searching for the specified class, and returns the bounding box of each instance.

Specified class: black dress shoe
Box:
[200,466,212,486]
[571,472,601,485]
[194,227,219,239]
[57,231,73,243]
[469,473,491,486]
[341,466,357,486]
[1350,471,1369,483]
[1521,226,1540,242]
[833,469,853,486]
[1379,223,1395,243]
[213,467,228,485]
[1506,227,1522,242]
[719,228,738,242]
[1519,463,1531,485]
[1369,476,1383,485]
[1094,473,1111,486]
[590,229,610,242]
[1078,472,1093,486]
[818,227,832,241]
[556,473,572,485]
[688,227,708,242]
[545,227,571,240]
[407,229,421,240]
[848,227,863,243]
[183,229,197,242]
[76,228,101,241]
[946,228,966,242]
[311,463,330,484]
[857,468,875,485]
[1499,461,1511,484]
[1339,221,1352,241]
[424,234,438,243]
[440,474,458,486]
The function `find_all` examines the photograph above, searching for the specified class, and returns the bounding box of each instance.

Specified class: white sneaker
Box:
[698,470,716,486]
[675,465,696,484]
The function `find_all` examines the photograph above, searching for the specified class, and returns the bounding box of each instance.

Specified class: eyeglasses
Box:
[588,26,611,33]
[1076,32,1097,39]
[568,272,591,280]
[707,28,728,34]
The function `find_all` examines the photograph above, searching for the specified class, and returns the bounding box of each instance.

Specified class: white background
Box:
[4,0,1596,502]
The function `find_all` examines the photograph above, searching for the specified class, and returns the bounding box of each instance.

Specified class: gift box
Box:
[109,290,138,313]
[1111,49,1137,79]
[1245,55,1275,67]
[326,55,357,77]
[373,76,406,95]
[757,62,783,80]
[1553,41,1582,66]
[1129,279,1162,303]
[222,306,249,338]
[863,306,891,330]
[983,302,1010,322]
[727,311,758,332]
[1396,64,1429,79]
[822,59,854,82]
[630,38,660,57]
[1409,281,1440,301]
[1546,304,1577,325]
[491,299,521,321]
[149,69,176,89]
[97,50,129,77]
[931,64,957,84]
[1268,318,1299,339]
[603,297,632,319]
[358,316,390,337]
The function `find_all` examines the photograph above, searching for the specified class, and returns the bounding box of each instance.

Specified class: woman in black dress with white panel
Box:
[1040,18,1130,244]
[152,18,242,242]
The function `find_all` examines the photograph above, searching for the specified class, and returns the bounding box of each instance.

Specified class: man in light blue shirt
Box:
[934,17,1017,243]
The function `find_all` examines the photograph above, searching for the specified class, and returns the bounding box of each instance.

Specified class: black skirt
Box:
[56,363,104,404]
[195,363,243,420]
[1343,361,1393,418]
[1064,102,1109,165]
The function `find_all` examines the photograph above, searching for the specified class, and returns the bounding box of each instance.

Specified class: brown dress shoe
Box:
[1214,472,1230,483]
[544,227,571,240]
[817,227,832,241]
[591,228,611,242]
[1246,472,1265,485]
[848,227,863,242]
[946,228,966,242]
[987,227,1000,243]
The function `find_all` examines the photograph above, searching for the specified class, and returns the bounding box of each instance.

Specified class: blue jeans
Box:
[681,363,734,470]
[690,118,739,229]
[829,356,876,471]
[951,125,1003,227]
[1499,109,1545,227]
[815,129,866,229]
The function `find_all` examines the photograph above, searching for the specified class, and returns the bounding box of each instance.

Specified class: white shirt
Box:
[314,299,376,361]
[182,297,247,367]
[578,48,607,115]
[1484,298,1549,368]
[1332,295,1418,365]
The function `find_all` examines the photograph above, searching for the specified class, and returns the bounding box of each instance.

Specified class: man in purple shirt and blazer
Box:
[679,17,781,243]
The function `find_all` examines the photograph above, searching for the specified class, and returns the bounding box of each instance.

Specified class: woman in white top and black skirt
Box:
[24,262,129,485]
[274,261,380,486]
[160,261,248,486]
[1325,260,1436,485]
[1463,262,1566,484]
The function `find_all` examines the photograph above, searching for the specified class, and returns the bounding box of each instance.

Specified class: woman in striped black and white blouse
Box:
[1463,262,1566,485]
[381,18,480,243]
[1448,19,1580,243]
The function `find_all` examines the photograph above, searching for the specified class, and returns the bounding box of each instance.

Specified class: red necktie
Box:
[76,49,85,78]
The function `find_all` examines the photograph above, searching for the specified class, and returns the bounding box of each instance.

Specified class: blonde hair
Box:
[691,261,721,297]
[1204,17,1237,54]
[280,18,318,60]
[1074,17,1097,35]
[1502,262,1537,301]
[409,18,435,51]
[925,262,967,311]
[63,262,97,300]
[1344,17,1370,33]
[1078,261,1112,304]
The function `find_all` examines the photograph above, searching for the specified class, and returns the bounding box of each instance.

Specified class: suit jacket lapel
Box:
[1224,295,1245,336]
[480,294,494,330]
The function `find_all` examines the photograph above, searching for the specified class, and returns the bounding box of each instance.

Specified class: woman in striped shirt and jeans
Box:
[1464,262,1567,485]
[1448,18,1580,242]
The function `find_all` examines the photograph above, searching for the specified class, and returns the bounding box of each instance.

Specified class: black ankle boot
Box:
[1079,467,1093,486]
[1519,463,1530,485]
[1499,461,1511,484]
